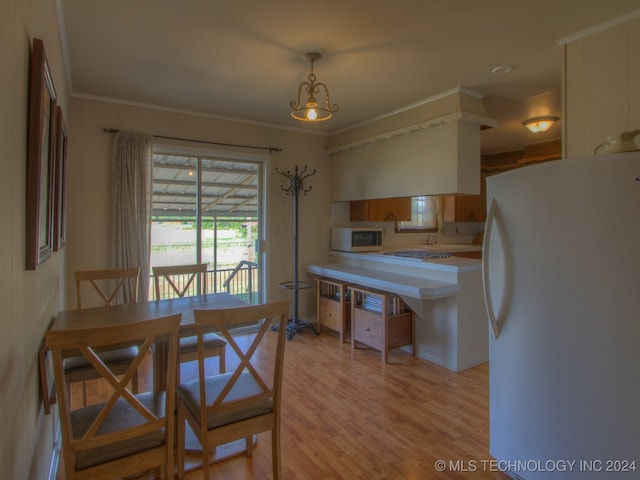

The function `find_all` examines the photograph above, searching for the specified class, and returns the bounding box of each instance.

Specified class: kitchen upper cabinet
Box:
[350,197,412,222]
[442,171,487,222]
[442,194,485,223]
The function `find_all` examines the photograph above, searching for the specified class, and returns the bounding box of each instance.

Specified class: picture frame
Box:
[53,106,68,252]
[26,38,57,270]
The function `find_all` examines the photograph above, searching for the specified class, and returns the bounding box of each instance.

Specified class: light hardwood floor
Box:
[63,327,509,479]
[183,326,508,480]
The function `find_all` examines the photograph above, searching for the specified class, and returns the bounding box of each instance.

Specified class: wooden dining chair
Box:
[176,299,291,479]
[75,267,140,309]
[69,267,142,406]
[46,313,181,480]
[152,264,226,379]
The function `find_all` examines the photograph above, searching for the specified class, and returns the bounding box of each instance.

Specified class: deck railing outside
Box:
[151,261,259,304]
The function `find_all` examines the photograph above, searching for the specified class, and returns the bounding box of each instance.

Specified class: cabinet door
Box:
[442,173,487,222]
[442,194,485,222]
[368,197,411,221]
[349,200,368,221]
[350,197,412,222]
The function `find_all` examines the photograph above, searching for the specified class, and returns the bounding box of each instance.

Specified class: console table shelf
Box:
[316,277,351,343]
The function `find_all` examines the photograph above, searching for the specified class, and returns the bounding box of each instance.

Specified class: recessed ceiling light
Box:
[491,64,515,75]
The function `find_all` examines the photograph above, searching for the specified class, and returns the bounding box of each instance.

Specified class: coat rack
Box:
[275,165,318,340]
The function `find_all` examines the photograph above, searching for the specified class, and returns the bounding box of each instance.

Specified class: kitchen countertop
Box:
[305,262,459,299]
[306,244,481,299]
[329,244,482,273]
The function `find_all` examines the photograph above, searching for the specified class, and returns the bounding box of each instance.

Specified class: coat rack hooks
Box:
[274,165,319,340]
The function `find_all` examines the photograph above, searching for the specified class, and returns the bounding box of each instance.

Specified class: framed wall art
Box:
[53,106,67,251]
[26,38,57,270]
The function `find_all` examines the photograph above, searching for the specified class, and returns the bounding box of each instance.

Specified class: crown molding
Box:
[326,111,497,155]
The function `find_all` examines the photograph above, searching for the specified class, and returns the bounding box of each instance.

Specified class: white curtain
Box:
[111,131,153,302]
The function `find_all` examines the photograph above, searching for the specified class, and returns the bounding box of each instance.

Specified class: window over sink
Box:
[396,196,440,233]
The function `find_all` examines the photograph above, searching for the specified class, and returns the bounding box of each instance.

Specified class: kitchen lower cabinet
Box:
[452,250,482,259]
[350,286,414,365]
[316,278,351,343]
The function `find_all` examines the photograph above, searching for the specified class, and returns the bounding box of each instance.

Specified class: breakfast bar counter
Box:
[305,262,459,299]
[305,247,488,371]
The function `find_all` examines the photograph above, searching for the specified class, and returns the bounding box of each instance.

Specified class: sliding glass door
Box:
[150,145,265,304]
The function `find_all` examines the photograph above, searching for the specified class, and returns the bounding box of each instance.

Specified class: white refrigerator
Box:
[483,153,640,479]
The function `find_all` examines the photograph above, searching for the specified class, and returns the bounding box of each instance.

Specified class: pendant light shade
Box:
[290,52,339,122]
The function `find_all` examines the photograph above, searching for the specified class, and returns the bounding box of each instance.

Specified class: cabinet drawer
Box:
[319,296,342,331]
[353,309,382,349]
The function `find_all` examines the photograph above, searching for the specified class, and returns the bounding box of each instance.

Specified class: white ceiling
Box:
[59,1,640,154]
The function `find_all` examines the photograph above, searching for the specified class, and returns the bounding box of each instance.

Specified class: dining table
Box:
[50,292,248,390]
[48,292,253,469]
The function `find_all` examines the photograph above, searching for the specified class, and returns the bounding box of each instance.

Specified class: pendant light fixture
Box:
[290,52,339,122]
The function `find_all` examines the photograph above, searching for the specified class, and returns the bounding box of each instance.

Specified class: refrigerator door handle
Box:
[483,198,501,338]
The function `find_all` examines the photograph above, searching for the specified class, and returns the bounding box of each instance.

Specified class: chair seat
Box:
[71,391,167,470]
[179,332,226,355]
[63,346,139,372]
[176,371,272,430]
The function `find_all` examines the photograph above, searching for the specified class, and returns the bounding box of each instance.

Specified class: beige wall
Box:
[563,16,640,157]
[66,98,332,316]
[1,0,70,478]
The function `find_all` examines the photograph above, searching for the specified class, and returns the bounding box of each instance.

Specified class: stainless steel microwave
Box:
[331,227,383,252]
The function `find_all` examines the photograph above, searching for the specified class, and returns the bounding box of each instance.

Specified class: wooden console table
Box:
[349,286,414,365]
[316,277,351,343]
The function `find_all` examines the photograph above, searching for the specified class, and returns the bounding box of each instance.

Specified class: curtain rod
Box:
[103,128,282,153]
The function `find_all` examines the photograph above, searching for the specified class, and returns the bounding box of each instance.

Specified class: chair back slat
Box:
[75,336,157,440]
[153,263,207,300]
[75,267,141,309]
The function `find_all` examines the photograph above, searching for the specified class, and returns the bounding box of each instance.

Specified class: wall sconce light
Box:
[290,52,339,122]
[523,116,559,133]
